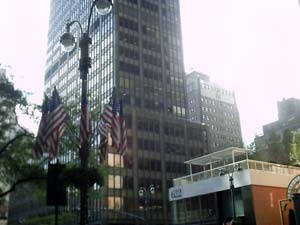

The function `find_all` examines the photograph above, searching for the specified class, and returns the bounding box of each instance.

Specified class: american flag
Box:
[46,87,67,159]
[111,97,127,155]
[99,101,113,163]
[111,96,121,150]
[80,86,92,147]
[117,99,127,155]
[32,95,50,158]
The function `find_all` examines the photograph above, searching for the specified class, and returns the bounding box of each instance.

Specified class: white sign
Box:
[169,187,183,201]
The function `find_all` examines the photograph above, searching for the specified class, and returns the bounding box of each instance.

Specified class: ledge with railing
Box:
[173,159,300,186]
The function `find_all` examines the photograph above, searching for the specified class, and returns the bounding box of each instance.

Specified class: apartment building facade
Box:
[186,71,242,153]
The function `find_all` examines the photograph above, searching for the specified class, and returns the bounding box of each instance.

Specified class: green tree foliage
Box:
[0,76,26,139]
[267,131,289,164]
[249,131,280,163]
[0,76,46,199]
[0,75,106,224]
[285,130,300,166]
[249,129,300,165]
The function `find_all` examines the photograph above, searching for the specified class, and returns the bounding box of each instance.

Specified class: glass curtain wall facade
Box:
[45,0,208,225]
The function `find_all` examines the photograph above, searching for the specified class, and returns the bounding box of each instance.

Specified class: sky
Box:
[0,0,300,145]
[180,0,300,144]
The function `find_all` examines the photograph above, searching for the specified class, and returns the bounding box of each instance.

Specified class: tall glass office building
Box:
[44,0,208,224]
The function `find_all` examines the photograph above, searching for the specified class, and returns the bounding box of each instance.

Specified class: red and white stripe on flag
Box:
[111,99,127,155]
[80,103,92,147]
[102,104,112,128]
[33,95,50,158]
[99,120,108,163]
[117,114,127,155]
[111,112,121,150]
[46,87,67,159]
[98,103,113,163]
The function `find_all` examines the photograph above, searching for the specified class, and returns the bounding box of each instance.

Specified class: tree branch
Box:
[0,176,46,198]
[0,132,34,158]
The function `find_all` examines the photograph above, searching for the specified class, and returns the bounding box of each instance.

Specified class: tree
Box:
[249,130,295,165]
[248,135,268,161]
[0,75,46,200]
[0,75,107,225]
[284,130,300,166]
[267,131,289,164]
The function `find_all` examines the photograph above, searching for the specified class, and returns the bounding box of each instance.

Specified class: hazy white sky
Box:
[0,0,300,144]
[0,1,49,102]
[180,0,300,144]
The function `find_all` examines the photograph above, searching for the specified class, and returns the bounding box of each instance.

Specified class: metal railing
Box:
[173,159,300,186]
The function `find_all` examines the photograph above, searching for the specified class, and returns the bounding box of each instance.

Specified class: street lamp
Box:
[138,185,156,224]
[60,1,113,225]
[219,163,242,221]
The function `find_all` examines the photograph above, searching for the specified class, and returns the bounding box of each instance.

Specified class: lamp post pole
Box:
[60,1,113,225]
[138,185,156,225]
[229,174,236,220]
[219,164,242,222]
[79,30,92,225]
